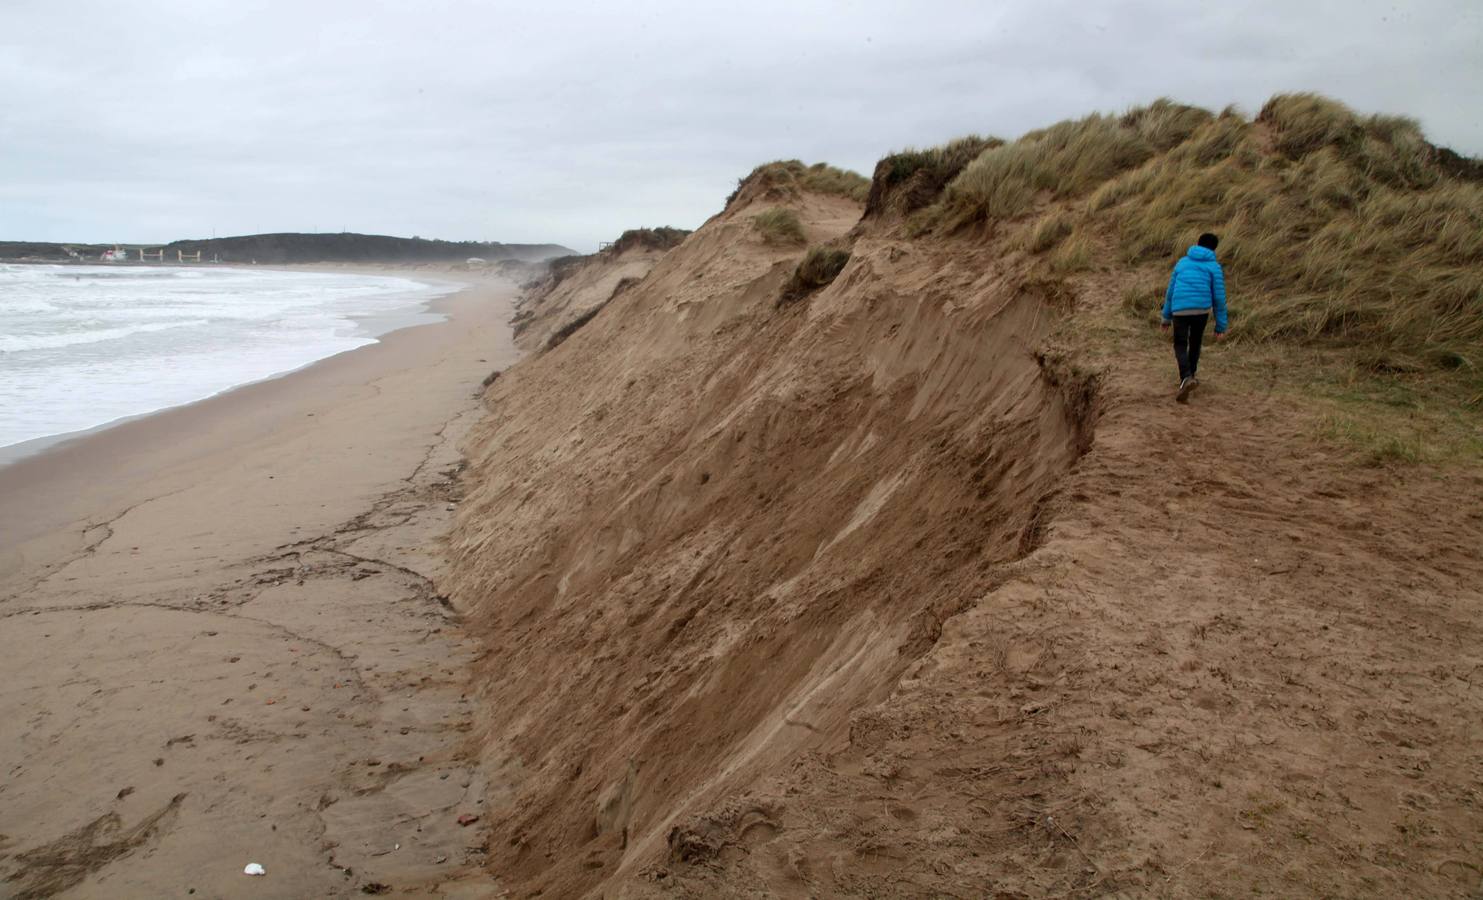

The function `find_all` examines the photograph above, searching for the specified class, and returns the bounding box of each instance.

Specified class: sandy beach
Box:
[0,271,519,898]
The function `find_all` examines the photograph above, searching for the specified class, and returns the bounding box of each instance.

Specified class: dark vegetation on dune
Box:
[779,246,851,306]
[608,226,690,254]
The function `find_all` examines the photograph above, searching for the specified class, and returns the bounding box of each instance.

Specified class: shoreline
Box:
[0,266,521,896]
[0,264,466,468]
[0,263,502,566]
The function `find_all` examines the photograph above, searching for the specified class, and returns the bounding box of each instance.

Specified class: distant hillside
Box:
[0,232,574,265]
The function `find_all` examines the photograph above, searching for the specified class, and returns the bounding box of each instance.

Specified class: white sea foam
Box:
[0,264,459,454]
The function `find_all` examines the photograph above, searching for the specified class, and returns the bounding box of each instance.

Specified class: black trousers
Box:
[1172,314,1209,381]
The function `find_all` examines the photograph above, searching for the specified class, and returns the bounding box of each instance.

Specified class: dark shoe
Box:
[1176,377,1193,403]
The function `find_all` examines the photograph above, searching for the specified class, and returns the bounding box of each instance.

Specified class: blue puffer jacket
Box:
[1161,245,1228,333]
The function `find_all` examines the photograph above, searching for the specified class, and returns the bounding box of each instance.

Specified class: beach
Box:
[0,269,518,897]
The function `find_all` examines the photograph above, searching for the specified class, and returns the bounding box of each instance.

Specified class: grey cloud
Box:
[3,0,1479,251]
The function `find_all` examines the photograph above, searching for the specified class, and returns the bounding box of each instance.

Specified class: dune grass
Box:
[728,160,870,208]
[870,136,1003,217]
[900,93,1483,375]
[1047,228,1095,274]
[1022,210,1073,253]
[938,100,1213,228]
[752,208,807,245]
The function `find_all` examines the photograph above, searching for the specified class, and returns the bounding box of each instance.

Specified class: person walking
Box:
[1160,233,1229,402]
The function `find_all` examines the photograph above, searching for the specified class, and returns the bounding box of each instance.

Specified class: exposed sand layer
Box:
[0,274,519,898]
[510,246,672,352]
[446,171,1483,898]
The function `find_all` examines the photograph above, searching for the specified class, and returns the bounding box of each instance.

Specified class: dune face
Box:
[511,227,691,352]
[448,103,1483,898]
[448,167,1098,894]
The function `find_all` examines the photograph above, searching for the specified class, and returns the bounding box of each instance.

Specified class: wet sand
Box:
[0,272,518,898]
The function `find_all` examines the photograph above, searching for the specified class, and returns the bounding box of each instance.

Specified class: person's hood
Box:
[1186,244,1217,262]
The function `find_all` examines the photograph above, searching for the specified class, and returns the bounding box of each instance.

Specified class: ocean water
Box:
[0,264,460,457]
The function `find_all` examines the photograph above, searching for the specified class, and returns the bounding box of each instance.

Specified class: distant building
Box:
[100,247,128,262]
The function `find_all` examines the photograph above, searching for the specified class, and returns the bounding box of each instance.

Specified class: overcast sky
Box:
[3,0,1479,252]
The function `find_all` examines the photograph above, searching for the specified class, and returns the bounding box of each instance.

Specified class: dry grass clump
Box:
[752,208,807,245]
[901,92,1482,372]
[726,160,869,208]
[1047,228,1095,274]
[1258,93,1439,189]
[1259,93,1365,159]
[1121,98,1216,151]
[1022,211,1073,253]
[779,246,851,306]
[799,163,871,202]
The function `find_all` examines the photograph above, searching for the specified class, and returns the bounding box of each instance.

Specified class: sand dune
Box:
[445,156,1483,897]
[5,97,1482,899]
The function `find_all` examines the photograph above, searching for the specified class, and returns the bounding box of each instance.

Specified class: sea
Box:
[0,264,459,461]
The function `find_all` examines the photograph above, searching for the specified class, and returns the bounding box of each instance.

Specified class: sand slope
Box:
[448,170,1483,898]
[510,238,684,353]
[447,175,1098,895]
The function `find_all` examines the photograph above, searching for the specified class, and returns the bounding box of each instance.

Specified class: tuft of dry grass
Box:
[799,163,871,202]
[1121,98,1215,152]
[752,208,807,245]
[1258,93,1364,159]
[1047,229,1095,274]
[1023,211,1073,253]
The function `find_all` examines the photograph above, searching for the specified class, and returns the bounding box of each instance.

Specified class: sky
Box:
[3,0,1480,252]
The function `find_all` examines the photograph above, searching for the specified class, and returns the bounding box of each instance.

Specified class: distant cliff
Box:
[0,232,574,264]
